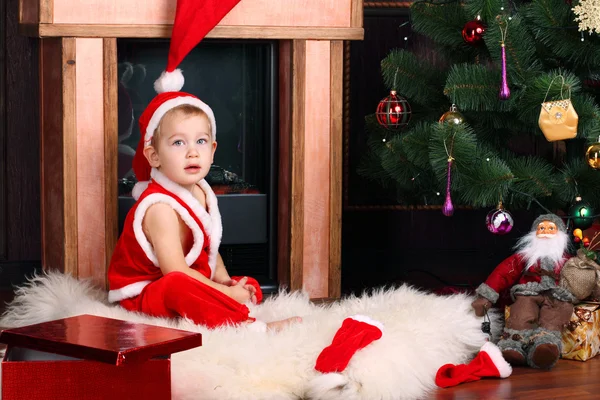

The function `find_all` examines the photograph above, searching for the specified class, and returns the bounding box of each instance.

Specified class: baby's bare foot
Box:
[266,316,302,332]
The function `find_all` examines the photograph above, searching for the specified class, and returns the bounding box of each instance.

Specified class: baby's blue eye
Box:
[173,140,183,146]
[197,139,207,144]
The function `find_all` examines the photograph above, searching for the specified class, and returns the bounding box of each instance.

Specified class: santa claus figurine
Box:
[472,213,576,369]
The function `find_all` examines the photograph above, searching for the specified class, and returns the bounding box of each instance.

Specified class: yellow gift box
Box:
[561,303,600,361]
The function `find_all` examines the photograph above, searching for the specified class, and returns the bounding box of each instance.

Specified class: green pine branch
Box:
[359,0,600,213]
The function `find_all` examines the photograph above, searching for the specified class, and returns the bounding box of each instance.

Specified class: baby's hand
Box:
[226,277,252,303]
[221,278,238,287]
[243,283,258,304]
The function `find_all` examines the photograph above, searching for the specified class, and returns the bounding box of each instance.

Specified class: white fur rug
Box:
[0,273,497,400]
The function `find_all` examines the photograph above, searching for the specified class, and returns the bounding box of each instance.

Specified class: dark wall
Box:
[341,7,538,295]
[0,0,41,289]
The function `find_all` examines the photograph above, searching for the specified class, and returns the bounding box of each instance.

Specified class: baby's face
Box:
[152,113,216,190]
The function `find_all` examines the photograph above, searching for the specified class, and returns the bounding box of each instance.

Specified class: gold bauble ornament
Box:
[439,104,465,125]
[585,141,600,170]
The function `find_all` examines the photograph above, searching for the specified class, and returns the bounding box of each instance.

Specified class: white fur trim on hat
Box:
[154,69,185,94]
[144,96,217,145]
[132,181,150,200]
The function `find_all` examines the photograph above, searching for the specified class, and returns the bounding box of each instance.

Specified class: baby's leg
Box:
[138,271,253,328]
[266,316,302,332]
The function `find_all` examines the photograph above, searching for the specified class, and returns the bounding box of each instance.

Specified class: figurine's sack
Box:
[560,249,600,301]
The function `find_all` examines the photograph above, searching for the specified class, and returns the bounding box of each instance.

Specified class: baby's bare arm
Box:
[143,203,250,303]
[212,253,232,284]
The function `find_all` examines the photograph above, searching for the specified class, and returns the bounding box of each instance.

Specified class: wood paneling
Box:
[20,24,364,40]
[329,41,344,299]
[277,40,293,289]
[50,0,351,27]
[18,0,39,24]
[40,37,77,274]
[103,38,118,289]
[75,38,106,287]
[290,40,306,292]
[5,0,40,261]
[302,40,331,298]
[0,0,7,261]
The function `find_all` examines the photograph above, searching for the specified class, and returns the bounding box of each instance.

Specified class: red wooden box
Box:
[0,314,202,400]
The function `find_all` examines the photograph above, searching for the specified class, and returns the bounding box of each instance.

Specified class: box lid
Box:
[0,314,202,366]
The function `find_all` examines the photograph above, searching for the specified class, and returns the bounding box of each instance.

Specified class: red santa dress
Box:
[108,168,263,329]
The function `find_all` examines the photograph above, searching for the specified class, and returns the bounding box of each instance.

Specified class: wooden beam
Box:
[277,40,293,289]
[302,40,332,298]
[103,38,118,289]
[289,40,306,292]
[329,41,344,299]
[39,0,53,23]
[351,0,364,28]
[75,38,106,288]
[19,24,364,40]
[40,37,77,275]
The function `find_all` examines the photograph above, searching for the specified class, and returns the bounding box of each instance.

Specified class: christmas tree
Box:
[358,0,600,227]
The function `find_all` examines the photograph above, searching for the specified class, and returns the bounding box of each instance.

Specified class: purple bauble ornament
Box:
[486,207,514,235]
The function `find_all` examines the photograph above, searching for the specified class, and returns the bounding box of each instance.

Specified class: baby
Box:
[108,81,300,332]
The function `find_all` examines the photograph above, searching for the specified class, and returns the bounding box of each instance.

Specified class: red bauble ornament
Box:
[462,18,486,45]
[376,90,412,130]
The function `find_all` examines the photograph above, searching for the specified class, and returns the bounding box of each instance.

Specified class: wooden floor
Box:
[430,356,600,399]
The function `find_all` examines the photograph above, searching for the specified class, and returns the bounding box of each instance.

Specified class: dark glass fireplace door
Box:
[116,39,278,293]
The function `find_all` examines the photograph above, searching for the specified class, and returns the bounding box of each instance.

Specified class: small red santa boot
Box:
[435,342,512,388]
[314,315,384,374]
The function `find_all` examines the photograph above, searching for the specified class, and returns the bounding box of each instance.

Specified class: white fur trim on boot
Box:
[350,315,385,334]
[481,342,512,378]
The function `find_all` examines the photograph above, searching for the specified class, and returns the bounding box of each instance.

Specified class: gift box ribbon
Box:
[568,307,595,331]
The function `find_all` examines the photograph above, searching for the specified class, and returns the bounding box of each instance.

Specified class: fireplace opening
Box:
[116,39,279,293]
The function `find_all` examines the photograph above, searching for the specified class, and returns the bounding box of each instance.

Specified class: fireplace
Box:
[117,39,279,291]
[28,0,361,298]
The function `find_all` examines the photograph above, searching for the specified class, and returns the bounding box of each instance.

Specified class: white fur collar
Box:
[149,168,223,270]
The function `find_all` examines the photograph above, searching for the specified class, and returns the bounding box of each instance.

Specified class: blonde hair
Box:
[151,104,212,147]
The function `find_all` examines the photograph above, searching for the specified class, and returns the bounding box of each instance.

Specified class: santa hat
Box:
[315,315,384,374]
[435,342,512,388]
[131,0,242,200]
[531,213,567,232]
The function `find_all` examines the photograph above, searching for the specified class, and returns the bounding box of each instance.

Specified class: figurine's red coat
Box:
[483,252,569,296]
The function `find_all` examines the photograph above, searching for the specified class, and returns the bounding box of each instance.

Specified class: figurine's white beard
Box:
[515,230,569,269]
